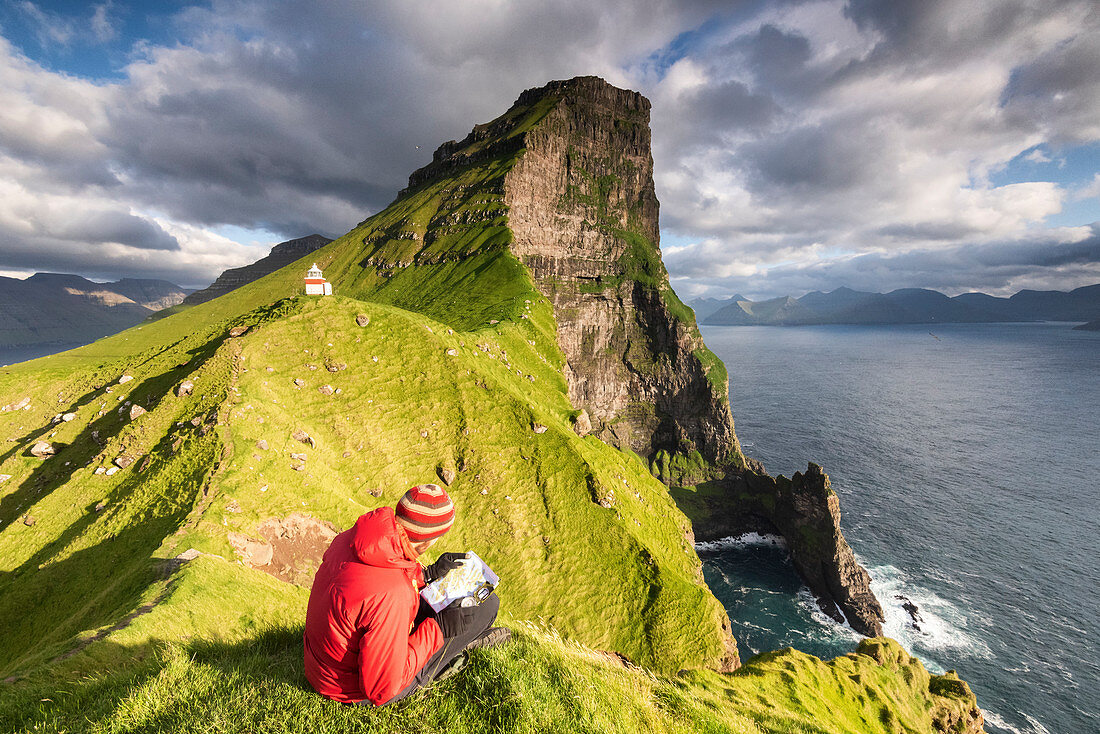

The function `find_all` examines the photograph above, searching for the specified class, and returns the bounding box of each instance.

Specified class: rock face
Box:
[183,234,332,306]
[413,77,738,467]
[408,76,883,640]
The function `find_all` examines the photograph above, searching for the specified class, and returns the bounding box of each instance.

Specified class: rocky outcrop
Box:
[690,464,885,636]
[183,234,332,306]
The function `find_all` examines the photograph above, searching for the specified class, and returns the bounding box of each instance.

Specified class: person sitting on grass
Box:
[303,483,510,706]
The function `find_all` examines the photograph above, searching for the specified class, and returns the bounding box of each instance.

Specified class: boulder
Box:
[292,429,315,448]
[30,442,56,458]
[114,455,133,469]
[356,313,370,327]
[532,423,548,434]
[177,380,194,397]
[318,385,334,395]
[256,439,269,451]
[574,409,592,436]
[129,405,147,420]
[118,375,133,384]
[22,515,35,527]
[62,413,76,422]
[438,467,456,485]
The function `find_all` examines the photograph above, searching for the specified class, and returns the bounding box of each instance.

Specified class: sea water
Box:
[699,322,1100,734]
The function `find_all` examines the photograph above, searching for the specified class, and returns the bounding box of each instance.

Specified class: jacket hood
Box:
[351,507,420,571]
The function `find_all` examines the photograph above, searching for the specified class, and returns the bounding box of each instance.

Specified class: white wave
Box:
[795,587,862,645]
[983,709,1053,734]
[695,532,787,552]
[866,563,992,669]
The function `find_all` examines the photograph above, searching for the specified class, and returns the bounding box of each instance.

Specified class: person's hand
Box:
[435,599,475,638]
[424,552,466,583]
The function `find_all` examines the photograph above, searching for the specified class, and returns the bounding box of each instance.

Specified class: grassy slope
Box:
[0,92,981,732]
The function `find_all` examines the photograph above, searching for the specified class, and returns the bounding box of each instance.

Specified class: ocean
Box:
[699,322,1100,734]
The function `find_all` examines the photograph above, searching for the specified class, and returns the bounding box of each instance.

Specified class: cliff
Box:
[407,76,881,634]
[182,234,332,306]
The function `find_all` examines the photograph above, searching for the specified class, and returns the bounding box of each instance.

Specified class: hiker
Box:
[303,483,509,706]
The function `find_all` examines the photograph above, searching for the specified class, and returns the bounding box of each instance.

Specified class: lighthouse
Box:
[304,263,332,296]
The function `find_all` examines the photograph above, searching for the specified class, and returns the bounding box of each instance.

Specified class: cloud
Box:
[0,0,1097,298]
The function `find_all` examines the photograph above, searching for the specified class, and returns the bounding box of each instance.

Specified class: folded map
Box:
[420,551,499,612]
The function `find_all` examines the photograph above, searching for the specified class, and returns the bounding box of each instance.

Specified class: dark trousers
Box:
[379,592,500,705]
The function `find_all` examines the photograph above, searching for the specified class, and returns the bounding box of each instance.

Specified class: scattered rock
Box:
[227,532,273,567]
[368,488,383,497]
[372,356,378,363]
[228,325,250,337]
[445,348,458,356]
[95,501,106,511]
[266,367,275,373]
[573,409,592,436]
[129,405,147,420]
[105,467,119,476]
[356,313,370,327]
[94,467,106,475]
[532,423,548,434]
[325,360,346,372]
[171,438,183,453]
[292,429,315,448]
[177,380,194,397]
[318,385,334,395]
[191,416,202,427]
[114,455,133,469]
[0,474,10,483]
[419,430,429,439]
[256,439,269,451]
[292,464,305,472]
[490,320,499,325]
[226,499,242,513]
[307,363,317,371]
[30,441,56,458]
[23,515,35,527]
[334,388,342,395]
[438,467,456,486]
[293,378,305,387]
[342,450,352,458]
[62,413,76,422]
[2,397,31,412]
[118,375,133,384]
[290,452,307,461]
[176,548,203,562]
[480,489,488,495]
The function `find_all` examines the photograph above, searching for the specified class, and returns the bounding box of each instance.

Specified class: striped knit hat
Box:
[395,484,455,542]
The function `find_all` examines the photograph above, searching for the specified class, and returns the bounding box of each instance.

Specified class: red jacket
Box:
[303,507,444,704]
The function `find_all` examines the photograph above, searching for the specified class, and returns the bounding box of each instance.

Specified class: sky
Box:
[0,0,1097,299]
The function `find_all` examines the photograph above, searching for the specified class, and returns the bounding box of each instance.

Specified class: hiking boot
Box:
[433,652,467,682]
[464,626,512,651]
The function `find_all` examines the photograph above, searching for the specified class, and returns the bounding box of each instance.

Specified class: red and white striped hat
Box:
[395,484,455,542]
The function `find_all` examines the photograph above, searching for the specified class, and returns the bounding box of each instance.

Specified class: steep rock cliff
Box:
[404,76,883,638]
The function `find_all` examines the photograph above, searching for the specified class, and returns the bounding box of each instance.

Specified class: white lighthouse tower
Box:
[304,263,332,296]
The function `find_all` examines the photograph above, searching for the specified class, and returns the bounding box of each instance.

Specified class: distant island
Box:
[1074,318,1100,331]
[0,273,191,350]
[694,284,1100,327]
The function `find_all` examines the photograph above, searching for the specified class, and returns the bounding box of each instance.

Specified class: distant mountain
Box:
[0,273,190,348]
[699,284,1100,326]
[182,234,332,306]
[689,294,745,321]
